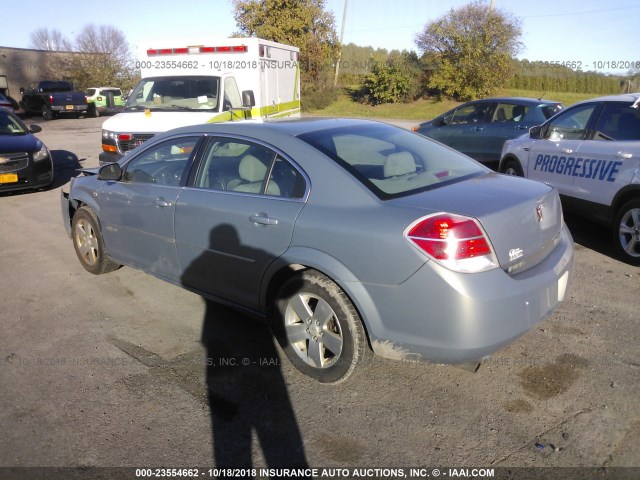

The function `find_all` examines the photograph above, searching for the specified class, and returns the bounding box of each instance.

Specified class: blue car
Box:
[62,118,573,383]
[413,97,563,169]
[0,109,53,193]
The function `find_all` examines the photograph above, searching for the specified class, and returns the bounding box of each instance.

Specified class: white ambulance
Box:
[99,38,300,164]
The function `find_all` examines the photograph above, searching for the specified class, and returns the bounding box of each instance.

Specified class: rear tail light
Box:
[405,213,498,273]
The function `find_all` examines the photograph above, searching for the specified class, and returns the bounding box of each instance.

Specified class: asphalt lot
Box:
[0,116,639,476]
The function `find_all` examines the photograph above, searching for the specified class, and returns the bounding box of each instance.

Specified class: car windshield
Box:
[0,111,28,135]
[298,124,486,199]
[125,76,220,111]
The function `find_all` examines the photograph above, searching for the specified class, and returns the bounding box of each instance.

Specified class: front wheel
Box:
[71,207,120,274]
[613,199,640,265]
[272,270,371,383]
[501,159,524,176]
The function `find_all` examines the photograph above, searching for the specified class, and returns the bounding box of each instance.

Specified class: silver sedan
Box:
[62,118,573,383]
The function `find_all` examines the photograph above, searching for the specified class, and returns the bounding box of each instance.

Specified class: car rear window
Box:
[298,124,486,199]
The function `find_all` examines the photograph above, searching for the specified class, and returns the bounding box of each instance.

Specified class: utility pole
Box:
[489,0,494,11]
[333,0,349,87]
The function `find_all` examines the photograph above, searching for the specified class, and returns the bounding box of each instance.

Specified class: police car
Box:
[499,93,640,265]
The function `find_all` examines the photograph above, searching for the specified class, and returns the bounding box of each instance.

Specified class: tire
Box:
[42,105,53,121]
[501,159,524,176]
[88,103,99,118]
[272,269,371,383]
[71,207,120,275]
[19,102,31,117]
[613,199,640,266]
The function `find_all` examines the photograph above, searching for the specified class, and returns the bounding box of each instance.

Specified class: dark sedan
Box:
[0,109,53,193]
[412,97,563,169]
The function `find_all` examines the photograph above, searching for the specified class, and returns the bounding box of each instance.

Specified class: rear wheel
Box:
[88,103,99,118]
[42,105,53,121]
[272,270,371,383]
[501,159,524,176]
[613,199,640,265]
[72,207,120,274]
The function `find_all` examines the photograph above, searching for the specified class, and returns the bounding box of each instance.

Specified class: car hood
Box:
[0,134,40,153]
[390,173,563,269]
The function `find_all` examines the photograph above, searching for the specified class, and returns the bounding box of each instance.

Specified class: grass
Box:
[304,87,602,121]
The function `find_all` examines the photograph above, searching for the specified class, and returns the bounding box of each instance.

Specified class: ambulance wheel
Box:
[613,199,640,266]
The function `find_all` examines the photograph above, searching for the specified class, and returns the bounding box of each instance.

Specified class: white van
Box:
[100,38,300,164]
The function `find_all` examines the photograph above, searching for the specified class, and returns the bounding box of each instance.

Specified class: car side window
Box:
[194,139,306,199]
[267,156,307,198]
[122,137,198,186]
[491,103,529,123]
[545,104,597,141]
[450,103,490,125]
[592,103,640,141]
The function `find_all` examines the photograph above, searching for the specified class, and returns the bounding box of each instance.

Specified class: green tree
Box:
[232,0,339,109]
[69,24,138,91]
[361,52,421,104]
[28,24,139,92]
[415,1,522,100]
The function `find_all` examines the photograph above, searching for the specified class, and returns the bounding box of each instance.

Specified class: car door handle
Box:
[155,198,173,207]
[515,124,529,130]
[560,148,573,154]
[250,214,278,226]
[471,127,484,132]
[616,151,633,159]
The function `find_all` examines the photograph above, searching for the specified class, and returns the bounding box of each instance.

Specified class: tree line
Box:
[28,1,635,108]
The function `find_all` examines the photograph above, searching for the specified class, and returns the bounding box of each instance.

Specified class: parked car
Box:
[0,109,53,192]
[20,80,88,120]
[500,93,640,265]
[62,118,573,383]
[85,87,125,117]
[0,93,15,111]
[412,97,563,169]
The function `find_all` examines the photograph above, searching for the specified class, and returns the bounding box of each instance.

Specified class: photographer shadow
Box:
[181,224,309,471]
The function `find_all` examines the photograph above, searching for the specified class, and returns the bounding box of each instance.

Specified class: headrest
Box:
[384,152,416,178]
[239,154,268,182]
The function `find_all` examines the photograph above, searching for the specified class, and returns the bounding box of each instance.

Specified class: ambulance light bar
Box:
[146,45,248,56]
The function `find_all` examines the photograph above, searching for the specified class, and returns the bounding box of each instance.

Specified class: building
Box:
[0,46,80,106]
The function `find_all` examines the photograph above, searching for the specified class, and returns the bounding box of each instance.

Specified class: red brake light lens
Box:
[405,213,497,272]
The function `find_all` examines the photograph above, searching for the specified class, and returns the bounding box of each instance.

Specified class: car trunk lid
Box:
[391,173,563,272]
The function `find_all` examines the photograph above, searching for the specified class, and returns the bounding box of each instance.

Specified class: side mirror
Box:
[529,125,543,139]
[98,162,122,181]
[242,90,255,108]
[29,124,42,133]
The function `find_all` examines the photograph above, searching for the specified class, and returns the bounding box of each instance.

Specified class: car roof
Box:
[156,117,396,141]
[466,97,561,105]
[572,92,640,106]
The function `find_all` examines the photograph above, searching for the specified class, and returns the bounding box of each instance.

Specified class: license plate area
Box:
[0,173,19,183]
[65,105,74,110]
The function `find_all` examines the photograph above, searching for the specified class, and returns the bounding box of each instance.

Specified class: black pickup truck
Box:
[20,81,88,120]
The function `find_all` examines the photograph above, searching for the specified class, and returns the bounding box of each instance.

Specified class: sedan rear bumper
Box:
[355,225,574,364]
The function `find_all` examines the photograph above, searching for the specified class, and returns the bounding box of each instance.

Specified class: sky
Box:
[0,0,638,74]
